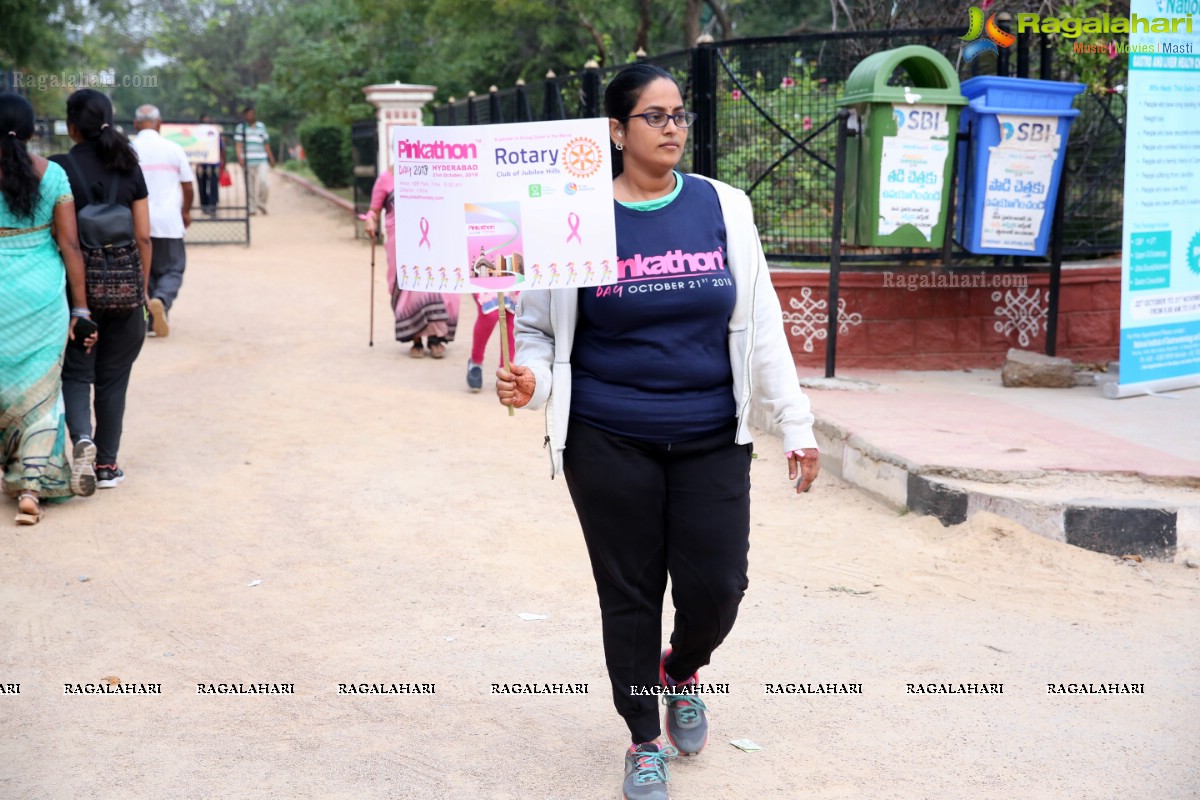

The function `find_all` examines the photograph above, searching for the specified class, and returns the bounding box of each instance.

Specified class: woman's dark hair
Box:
[0,93,39,220]
[603,64,680,178]
[65,88,139,175]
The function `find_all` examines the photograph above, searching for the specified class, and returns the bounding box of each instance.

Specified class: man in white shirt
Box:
[132,104,195,338]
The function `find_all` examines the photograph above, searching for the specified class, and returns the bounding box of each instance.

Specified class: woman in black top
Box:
[50,89,152,490]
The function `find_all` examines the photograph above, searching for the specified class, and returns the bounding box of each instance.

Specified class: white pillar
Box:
[362,82,437,174]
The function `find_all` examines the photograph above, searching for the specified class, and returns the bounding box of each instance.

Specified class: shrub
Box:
[297,119,351,188]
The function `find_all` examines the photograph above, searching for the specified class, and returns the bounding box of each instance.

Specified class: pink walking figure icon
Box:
[399,264,409,283]
[530,265,543,286]
[438,266,449,289]
[548,263,560,285]
[583,261,595,282]
[566,212,582,244]
[566,262,578,283]
[453,266,464,290]
[425,266,434,286]
[418,217,431,248]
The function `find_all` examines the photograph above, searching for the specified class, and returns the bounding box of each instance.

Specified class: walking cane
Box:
[369,232,376,347]
[360,215,376,347]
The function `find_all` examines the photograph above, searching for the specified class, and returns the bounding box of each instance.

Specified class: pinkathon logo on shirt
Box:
[618,248,726,280]
[395,140,478,160]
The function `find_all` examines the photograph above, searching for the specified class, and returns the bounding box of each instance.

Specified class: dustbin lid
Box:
[961,75,1085,111]
[838,45,966,107]
[965,96,1082,118]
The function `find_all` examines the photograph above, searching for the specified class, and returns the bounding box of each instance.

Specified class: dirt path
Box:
[3,177,1198,800]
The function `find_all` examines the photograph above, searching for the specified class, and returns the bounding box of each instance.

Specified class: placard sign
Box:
[877,103,951,241]
[978,114,1062,251]
[391,119,618,293]
[161,124,223,164]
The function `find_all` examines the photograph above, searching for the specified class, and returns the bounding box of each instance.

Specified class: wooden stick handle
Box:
[497,291,514,417]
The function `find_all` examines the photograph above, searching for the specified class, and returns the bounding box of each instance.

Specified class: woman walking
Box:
[364,168,460,359]
[0,93,95,524]
[464,291,516,391]
[50,89,152,490]
[496,64,820,800]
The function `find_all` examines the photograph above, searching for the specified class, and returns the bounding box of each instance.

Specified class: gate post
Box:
[362,81,436,174]
[690,35,718,179]
[543,71,565,121]
[581,60,602,117]
[515,80,532,122]
[488,85,503,123]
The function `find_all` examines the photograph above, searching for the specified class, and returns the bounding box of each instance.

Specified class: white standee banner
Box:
[390,119,618,294]
[1112,0,1200,398]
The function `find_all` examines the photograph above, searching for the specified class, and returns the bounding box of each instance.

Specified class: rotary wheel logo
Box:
[562,136,603,179]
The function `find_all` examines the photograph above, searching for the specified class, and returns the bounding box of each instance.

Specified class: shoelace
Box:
[663,693,708,725]
[631,745,679,785]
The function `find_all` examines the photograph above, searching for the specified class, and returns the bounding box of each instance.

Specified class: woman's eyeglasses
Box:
[621,111,698,128]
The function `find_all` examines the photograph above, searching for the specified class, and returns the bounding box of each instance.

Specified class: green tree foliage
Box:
[146,0,289,118]
[297,117,351,186]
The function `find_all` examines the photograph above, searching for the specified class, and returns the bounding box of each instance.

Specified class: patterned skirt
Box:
[385,224,460,342]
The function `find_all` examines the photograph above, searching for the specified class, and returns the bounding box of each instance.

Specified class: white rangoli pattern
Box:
[992,288,1049,348]
[783,287,863,353]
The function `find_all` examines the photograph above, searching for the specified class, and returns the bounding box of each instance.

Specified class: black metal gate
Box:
[28,117,251,246]
[351,119,378,240]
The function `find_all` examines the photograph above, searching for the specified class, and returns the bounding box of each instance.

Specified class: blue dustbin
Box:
[956,76,1085,256]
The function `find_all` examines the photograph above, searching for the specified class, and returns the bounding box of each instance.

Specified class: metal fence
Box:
[28,118,252,245]
[432,28,1125,264]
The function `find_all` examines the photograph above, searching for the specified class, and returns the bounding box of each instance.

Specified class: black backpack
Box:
[66,152,143,315]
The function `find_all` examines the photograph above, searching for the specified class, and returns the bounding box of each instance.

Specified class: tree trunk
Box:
[685,0,702,46]
[704,0,732,38]
[635,0,651,52]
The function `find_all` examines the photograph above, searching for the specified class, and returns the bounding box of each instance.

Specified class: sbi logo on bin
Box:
[1000,120,1058,145]
[961,7,1016,63]
[893,107,948,134]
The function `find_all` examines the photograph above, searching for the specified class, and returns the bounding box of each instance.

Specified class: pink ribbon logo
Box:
[566,212,582,244]
[418,217,431,248]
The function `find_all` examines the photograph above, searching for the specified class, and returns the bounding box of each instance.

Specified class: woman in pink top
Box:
[364,169,460,358]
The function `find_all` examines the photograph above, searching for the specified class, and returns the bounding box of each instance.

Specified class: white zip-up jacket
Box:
[515,174,817,477]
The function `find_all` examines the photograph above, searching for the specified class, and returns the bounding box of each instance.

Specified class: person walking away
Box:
[363,167,460,358]
[0,93,96,523]
[131,104,194,338]
[196,114,224,215]
[51,89,153,491]
[495,64,821,800]
[234,105,273,215]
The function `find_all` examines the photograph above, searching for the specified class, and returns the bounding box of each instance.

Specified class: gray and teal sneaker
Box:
[623,741,677,800]
[659,648,709,756]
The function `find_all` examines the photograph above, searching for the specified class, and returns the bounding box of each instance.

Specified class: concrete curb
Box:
[750,404,1199,564]
[275,169,355,214]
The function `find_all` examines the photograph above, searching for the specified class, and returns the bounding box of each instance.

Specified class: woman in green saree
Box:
[0,93,93,524]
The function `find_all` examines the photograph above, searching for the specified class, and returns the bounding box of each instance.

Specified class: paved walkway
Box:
[3,176,1197,800]
[785,368,1200,562]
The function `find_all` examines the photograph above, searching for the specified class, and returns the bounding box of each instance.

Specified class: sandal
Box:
[409,343,426,359]
[428,337,446,359]
[15,491,42,525]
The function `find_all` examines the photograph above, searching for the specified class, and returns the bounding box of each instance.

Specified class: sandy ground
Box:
[3,178,1199,800]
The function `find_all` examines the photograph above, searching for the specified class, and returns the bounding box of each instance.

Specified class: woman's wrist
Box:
[70,307,91,318]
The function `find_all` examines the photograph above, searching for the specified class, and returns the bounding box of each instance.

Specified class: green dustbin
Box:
[837,45,966,248]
